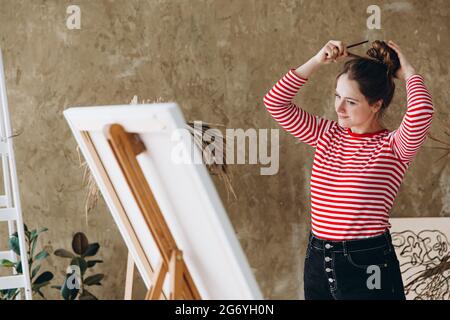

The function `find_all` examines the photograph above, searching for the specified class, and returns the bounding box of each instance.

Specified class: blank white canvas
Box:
[64,103,263,299]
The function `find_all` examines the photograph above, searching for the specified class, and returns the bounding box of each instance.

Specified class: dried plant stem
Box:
[426,122,450,164]
[77,145,100,225]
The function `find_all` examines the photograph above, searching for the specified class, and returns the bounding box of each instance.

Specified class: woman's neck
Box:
[350,121,385,134]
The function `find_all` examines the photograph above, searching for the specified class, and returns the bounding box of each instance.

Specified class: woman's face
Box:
[335,73,381,129]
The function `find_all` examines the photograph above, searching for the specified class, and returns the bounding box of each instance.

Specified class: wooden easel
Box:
[106,123,201,300]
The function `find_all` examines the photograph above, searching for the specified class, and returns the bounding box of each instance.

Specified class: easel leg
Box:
[146,259,167,300]
[124,252,134,300]
[169,249,184,300]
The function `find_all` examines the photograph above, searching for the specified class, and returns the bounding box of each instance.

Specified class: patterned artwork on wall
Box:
[390,218,450,300]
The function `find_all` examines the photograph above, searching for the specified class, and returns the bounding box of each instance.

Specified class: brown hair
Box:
[336,40,401,118]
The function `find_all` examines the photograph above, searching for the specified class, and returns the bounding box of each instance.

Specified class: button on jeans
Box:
[303,230,406,300]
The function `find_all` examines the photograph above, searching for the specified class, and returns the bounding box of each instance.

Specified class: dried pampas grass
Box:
[427,122,450,163]
[77,145,99,224]
[185,121,237,201]
[79,96,236,222]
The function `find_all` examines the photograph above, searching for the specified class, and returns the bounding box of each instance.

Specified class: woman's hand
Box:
[387,40,416,81]
[294,40,349,79]
[314,40,348,65]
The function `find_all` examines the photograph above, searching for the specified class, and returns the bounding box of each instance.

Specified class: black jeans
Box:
[304,230,406,300]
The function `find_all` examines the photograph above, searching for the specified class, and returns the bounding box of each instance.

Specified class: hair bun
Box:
[366,40,400,78]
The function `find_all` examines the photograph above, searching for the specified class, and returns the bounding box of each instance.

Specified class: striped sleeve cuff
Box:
[289,68,309,84]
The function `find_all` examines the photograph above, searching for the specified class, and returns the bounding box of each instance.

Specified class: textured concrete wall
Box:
[0,0,448,299]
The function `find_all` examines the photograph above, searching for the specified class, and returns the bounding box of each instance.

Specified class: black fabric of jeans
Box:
[303,230,406,300]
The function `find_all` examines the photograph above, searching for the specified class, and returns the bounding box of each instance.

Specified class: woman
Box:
[263,40,434,300]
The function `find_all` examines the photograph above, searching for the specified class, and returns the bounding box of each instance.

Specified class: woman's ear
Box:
[371,100,383,113]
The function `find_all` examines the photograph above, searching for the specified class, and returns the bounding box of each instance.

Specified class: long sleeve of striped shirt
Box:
[263,68,336,148]
[389,74,435,164]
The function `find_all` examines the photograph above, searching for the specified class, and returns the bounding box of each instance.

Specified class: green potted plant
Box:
[0,224,53,299]
[52,232,104,300]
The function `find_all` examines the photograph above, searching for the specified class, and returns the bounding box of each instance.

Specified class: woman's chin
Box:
[338,119,351,127]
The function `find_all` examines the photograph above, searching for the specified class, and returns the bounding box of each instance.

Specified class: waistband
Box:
[308,230,394,253]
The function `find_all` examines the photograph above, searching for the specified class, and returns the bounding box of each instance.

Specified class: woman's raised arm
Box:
[387,41,435,164]
[263,41,347,148]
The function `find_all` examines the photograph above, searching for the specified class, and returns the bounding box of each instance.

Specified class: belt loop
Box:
[383,230,392,252]
[343,241,348,256]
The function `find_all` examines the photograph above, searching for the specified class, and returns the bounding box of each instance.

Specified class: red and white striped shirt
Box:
[263,68,434,240]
